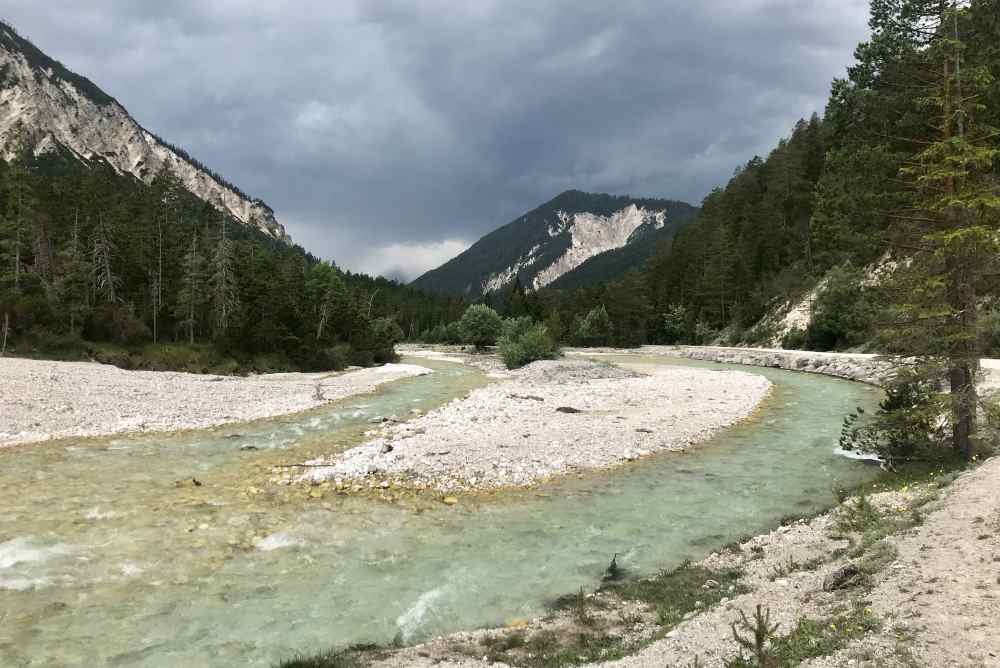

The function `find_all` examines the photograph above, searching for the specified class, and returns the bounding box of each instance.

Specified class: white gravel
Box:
[297,359,771,491]
[0,357,431,447]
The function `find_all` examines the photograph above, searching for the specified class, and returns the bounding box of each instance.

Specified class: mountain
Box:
[0,21,286,240]
[411,190,698,296]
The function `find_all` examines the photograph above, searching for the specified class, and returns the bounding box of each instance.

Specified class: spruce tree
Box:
[210,218,239,338]
[175,233,206,344]
[54,211,92,334]
[874,0,999,458]
[91,213,119,303]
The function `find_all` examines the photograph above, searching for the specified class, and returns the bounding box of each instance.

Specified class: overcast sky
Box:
[7,1,870,280]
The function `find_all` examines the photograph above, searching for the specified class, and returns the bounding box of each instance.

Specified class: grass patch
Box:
[836,459,967,500]
[475,562,747,667]
[610,562,747,629]
[273,648,370,668]
[768,555,827,581]
[481,629,624,667]
[856,539,899,576]
[830,486,939,582]
[725,599,881,667]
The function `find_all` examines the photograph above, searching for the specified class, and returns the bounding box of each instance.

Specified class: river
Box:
[0,355,881,667]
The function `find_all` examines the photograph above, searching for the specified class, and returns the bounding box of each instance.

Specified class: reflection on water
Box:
[0,355,881,667]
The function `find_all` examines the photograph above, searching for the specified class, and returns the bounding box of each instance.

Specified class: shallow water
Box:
[0,355,881,667]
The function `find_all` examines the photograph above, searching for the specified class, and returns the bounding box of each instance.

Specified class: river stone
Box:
[823,563,864,591]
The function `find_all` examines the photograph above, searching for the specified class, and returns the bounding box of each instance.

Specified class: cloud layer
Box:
[6,1,870,280]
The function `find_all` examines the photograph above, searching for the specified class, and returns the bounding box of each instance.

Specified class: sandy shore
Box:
[0,357,431,447]
[294,359,771,492]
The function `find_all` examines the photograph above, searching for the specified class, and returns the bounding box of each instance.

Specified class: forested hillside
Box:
[462,0,1000,356]
[0,156,464,372]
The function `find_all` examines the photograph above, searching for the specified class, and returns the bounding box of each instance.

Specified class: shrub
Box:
[661,304,691,344]
[502,316,534,340]
[781,327,808,350]
[544,310,566,342]
[804,264,873,351]
[694,321,717,345]
[574,305,613,347]
[498,323,560,369]
[85,304,150,345]
[443,321,464,345]
[368,317,404,363]
[459,304,503,349]
[839,364,950,464]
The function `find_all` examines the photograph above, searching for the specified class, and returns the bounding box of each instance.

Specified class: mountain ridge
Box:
[411,189,698,296]
[0,21,287,240]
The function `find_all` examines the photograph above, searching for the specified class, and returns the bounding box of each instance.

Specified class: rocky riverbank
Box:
[290,358,771,492]
[0,357,431,447]
[566,345,892,386]
[311,457,996,668]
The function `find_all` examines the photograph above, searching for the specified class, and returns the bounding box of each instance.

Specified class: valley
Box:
[2,1,1000,666]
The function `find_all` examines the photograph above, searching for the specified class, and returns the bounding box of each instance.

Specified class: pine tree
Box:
[92,213,120,303]
[54,210,92,333]
[3,161,36,292]
[209,218,239,338]
[857,0,1000,458]
[175,233,206,344]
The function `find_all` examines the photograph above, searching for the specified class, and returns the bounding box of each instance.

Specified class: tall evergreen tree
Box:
[210,218,239,338]
[175,233,206,344]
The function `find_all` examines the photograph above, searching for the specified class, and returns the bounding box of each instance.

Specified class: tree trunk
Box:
[949,277,977,459]
[1,312,8,355]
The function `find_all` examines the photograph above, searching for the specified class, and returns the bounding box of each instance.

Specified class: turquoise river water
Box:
[0,355,882,667]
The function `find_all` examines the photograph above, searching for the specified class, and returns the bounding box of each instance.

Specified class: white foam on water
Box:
[0,537,72,569]
[0,575,50,591]
[396,588,444,641]
[832,447,883,463]
[85,507,116,520]
[255,532,303,552]
[120,562,143,577]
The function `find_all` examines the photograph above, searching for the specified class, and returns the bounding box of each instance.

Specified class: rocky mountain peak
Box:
[0,21,287,241]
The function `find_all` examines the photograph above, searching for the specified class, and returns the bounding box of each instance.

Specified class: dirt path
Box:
[809,456,1000,667]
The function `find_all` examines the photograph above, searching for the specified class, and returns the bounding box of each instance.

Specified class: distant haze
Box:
[6,1,870,280]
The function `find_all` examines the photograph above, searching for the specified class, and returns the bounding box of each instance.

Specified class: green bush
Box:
[574,305,613,347]
[502,316,535,340]
[85,304,150,345]
[839,364,952,464]
[804,265,873,351]
[544,310,566,343]
[459,304,503,349]
[498,323,560,369]
[661,304,691,344]
[781,327,808,350]
[443,321,464,345]
[694,321,717,345]
[368,317,404,363]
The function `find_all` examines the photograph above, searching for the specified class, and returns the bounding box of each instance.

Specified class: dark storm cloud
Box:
[6,0,869,279]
